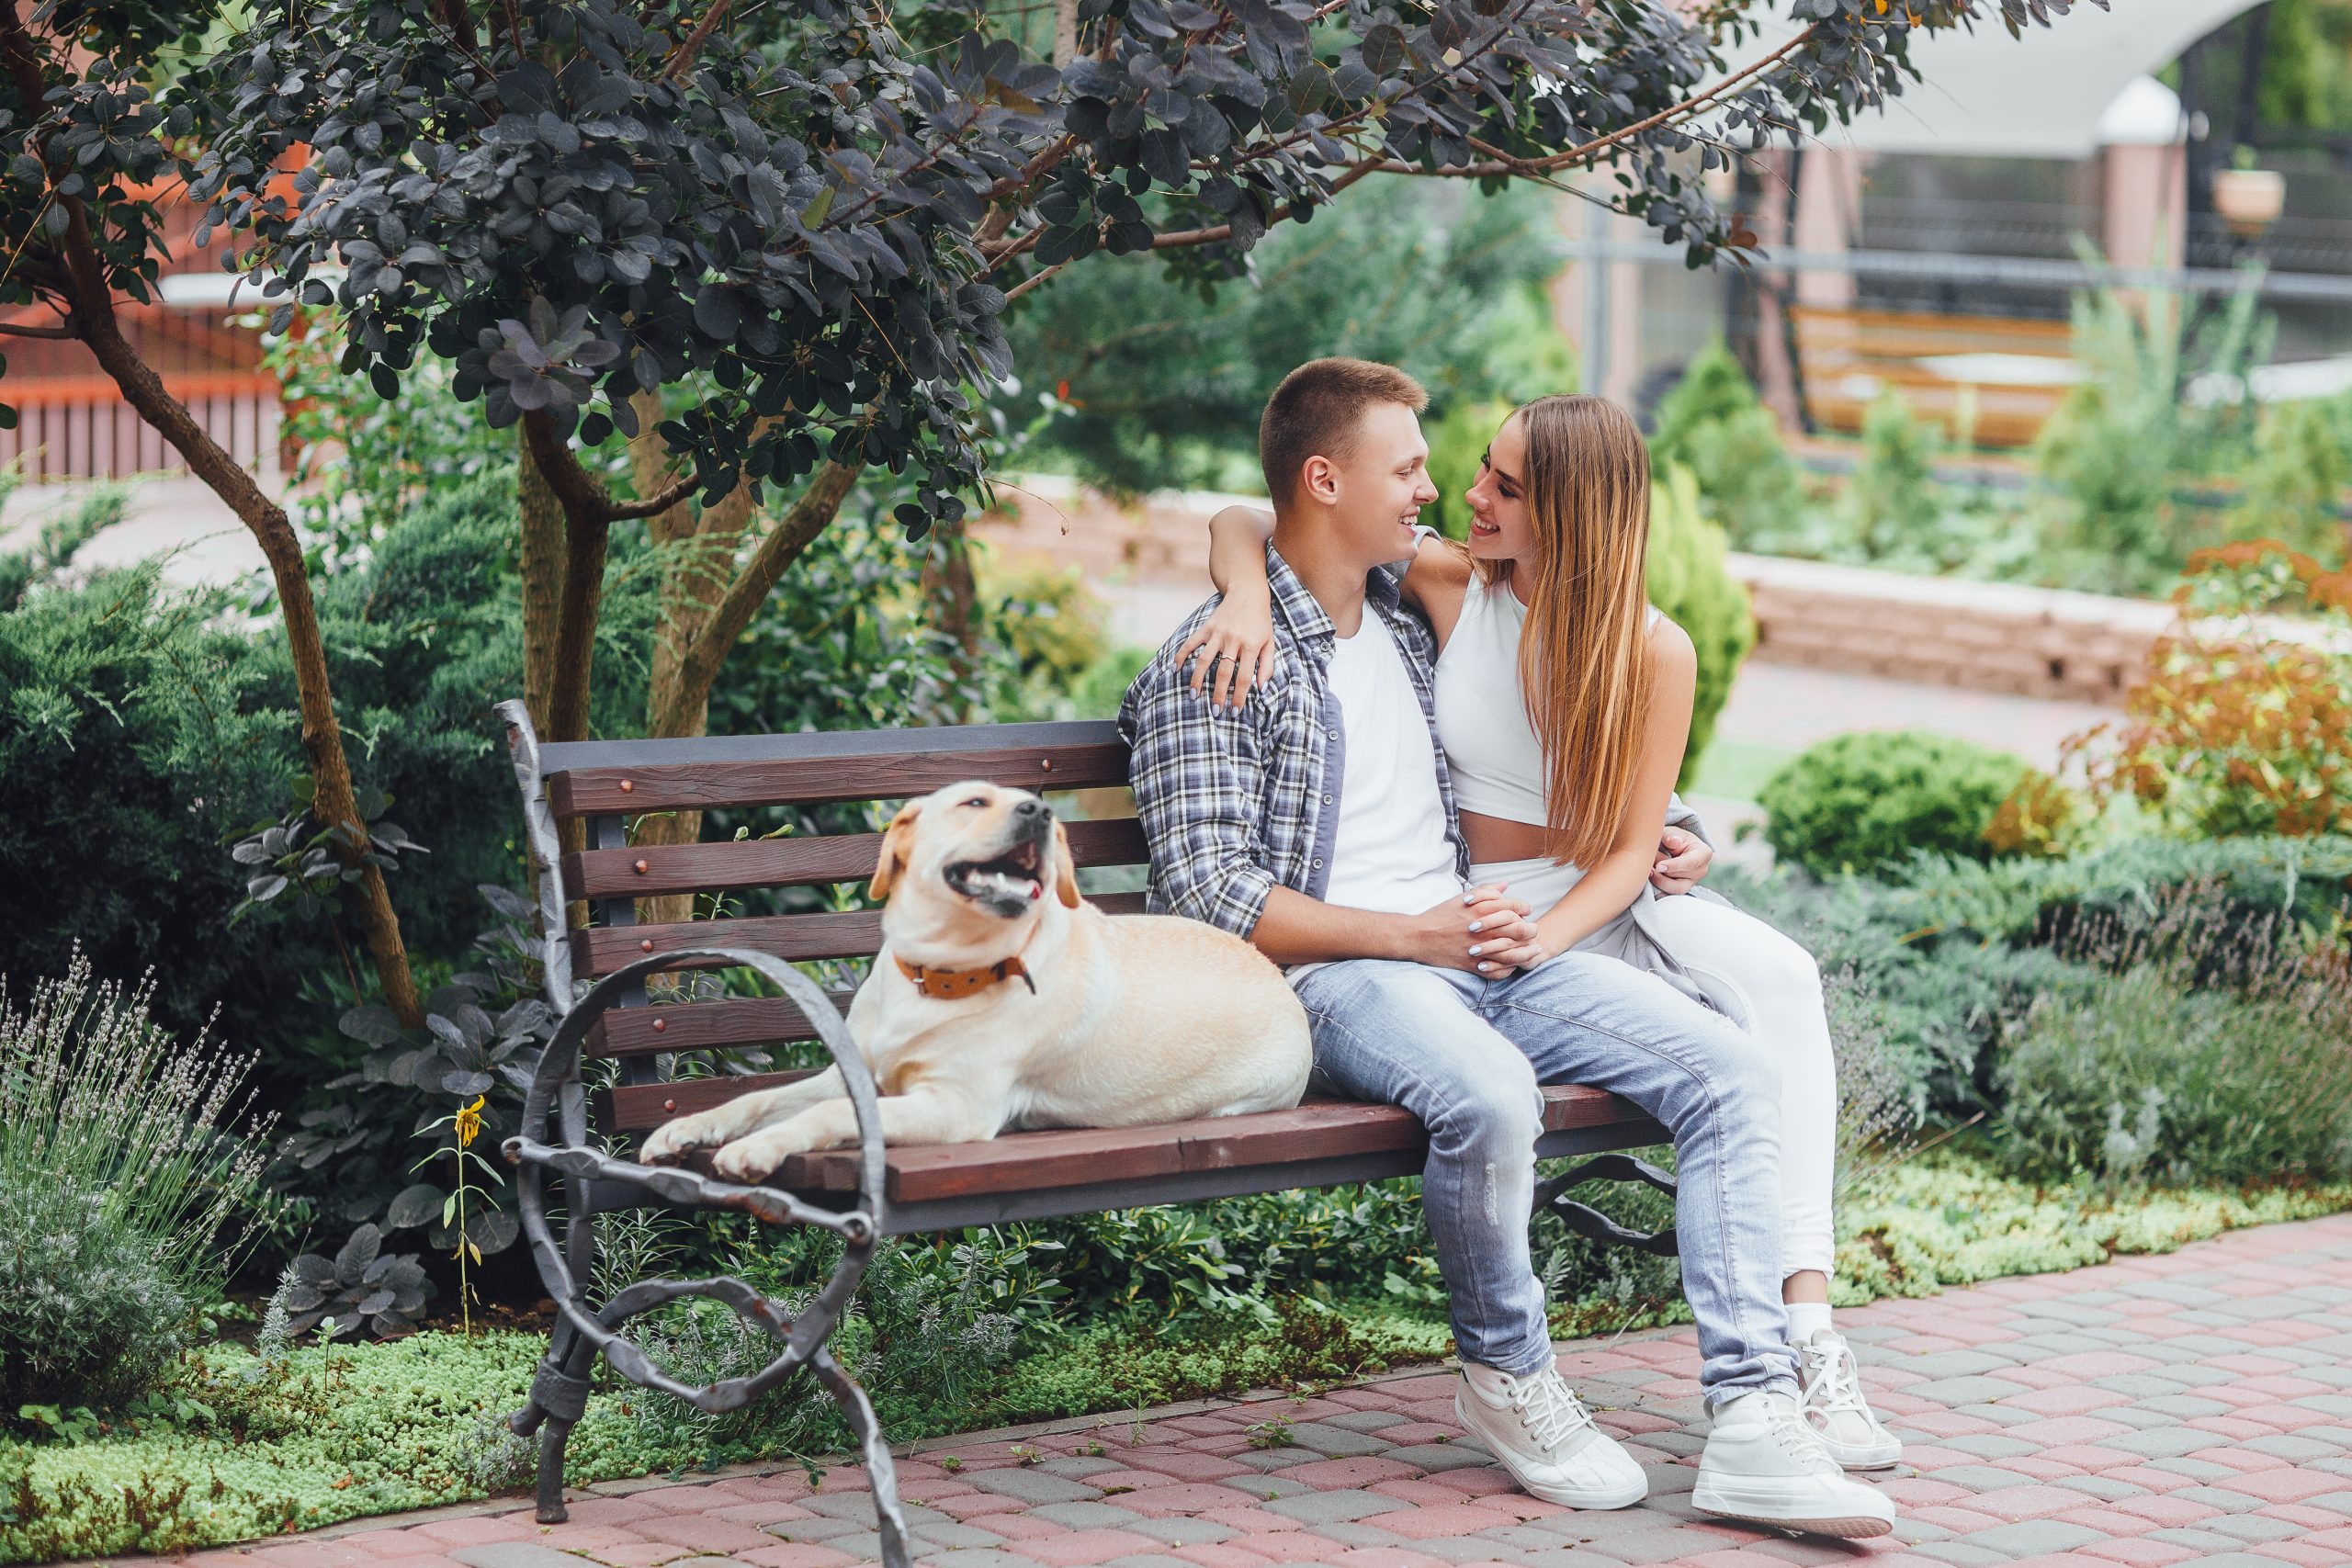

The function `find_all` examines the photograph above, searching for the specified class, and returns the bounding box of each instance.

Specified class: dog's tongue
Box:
[1028,880,1043,901]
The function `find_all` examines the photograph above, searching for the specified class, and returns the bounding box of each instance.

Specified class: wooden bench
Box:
[492,702,1676,1568]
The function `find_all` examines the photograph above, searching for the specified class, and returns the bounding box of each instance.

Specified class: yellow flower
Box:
[455,1095,486,1150]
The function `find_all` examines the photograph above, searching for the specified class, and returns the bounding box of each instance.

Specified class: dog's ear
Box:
[1052,818,1081,909]
[870,800,923,902]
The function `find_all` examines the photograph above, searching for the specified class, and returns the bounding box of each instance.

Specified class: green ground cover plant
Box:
[1758,730,2056,879]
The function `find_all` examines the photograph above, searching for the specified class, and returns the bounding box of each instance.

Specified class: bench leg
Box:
[1535,1153,1680,1256]
[508,1318,599,1524]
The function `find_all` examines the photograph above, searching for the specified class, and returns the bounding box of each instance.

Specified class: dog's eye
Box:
[960,795,987,808]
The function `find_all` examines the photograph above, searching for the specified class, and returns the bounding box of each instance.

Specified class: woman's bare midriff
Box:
[1459,807,1554,867]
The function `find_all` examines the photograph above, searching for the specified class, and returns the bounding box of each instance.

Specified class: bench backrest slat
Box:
[530,719,1149,1066]
[560,817,1150,900]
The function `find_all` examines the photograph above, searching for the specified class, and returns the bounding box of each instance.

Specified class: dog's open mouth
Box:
[944,840,1044,909]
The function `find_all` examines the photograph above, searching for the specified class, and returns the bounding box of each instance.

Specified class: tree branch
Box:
[611,471,704,520]
[519,411,614,524]
[678,459,864,702]
[0,316,74,337]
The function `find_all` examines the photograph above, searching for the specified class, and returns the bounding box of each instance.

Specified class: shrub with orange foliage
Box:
[2066,541,2352,840]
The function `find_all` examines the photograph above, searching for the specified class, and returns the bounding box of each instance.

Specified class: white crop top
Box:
[1432,569,1660,829]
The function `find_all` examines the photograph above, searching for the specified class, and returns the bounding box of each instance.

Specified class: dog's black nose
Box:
[1012,797,1050,820]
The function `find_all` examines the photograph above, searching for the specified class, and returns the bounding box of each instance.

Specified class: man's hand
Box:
[1396,885,1536,973]
[1650,825,1713,896]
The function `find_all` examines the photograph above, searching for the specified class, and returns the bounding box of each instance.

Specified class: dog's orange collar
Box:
[894,952,1037,999]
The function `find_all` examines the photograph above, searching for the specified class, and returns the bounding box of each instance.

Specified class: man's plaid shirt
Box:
[1115,544,1472,939]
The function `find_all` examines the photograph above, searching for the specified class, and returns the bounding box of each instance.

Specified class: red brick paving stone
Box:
[1170,1545,1280,1568]
[735,1544,858,1568]
[585,1543,696,1567]
[1880,1478,1976,1507]
[2052,1507,2156,1537]
[2183,1414,2278,1441]
[2003,1387,2135,1417]
[2206,1353,2295,1375]
[1275,1457,1427,1488]
[1883,1444,1982,1471]
[1326,1548,1451,1568]
[2184,1445,2293,1475]
[966,1514,1072,1540]
[1196,1507,1306,1535]
[1186,1433,1259,1457]
[333,1529,445,1558]
[1355,1505,1513,1541]
[2109,1494,2223,1529]
[2215,1464,2350,1503]
[1368,1480,1464,1506]
[526,1525,651,1552]
[705,1501,820,1527]
[558,1498,671,1529]
[2231,1402,2332,1431]
[2099,1466,2194,1493]
[1461,1493,1568,1520]
[1074,1467,1171,1492]
[2307,1525,2352,1551]
[2000,1457,2088,1482]
[2260,1501,2349,1528]
[2246,1545,2348,1568]
[632,1515,786,1555]
[1116,1483,1272,1517]
[1416,1469,1519,1499]
[1123,1451,1256,1483]
[1023,1528,1163,1566]
[1216,1532,1347,1563]
[2076,1541,2201,1567]
[1374,1423,1459,1445]
[1898,1411,2006,1438]
[406,1516,542,1548]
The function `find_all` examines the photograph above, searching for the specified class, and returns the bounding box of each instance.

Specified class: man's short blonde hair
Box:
[1259,358,1429,510]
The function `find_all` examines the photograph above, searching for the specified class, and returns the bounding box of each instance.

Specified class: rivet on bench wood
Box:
[634,858,650,874]
[651,1017,667,1033]
[639,938,655,952]
[619,779,634,794]
[1040,758,1052,772]
[663,1099,676,1113]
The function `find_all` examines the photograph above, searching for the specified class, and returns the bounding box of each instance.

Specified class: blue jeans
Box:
[1292,953,1797,1405]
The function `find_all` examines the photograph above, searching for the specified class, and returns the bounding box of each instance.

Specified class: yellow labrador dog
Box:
[639,781,1312,1184]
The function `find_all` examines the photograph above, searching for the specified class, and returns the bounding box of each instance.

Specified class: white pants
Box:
[1472,858,1838,1279]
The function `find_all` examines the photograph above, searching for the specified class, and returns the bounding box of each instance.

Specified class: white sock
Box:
[1787,1302,1834,1345]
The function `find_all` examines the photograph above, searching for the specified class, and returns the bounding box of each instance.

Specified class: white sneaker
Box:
[1797,1329,1903,1470]
[1691,1389,1896,1538]
[1454,1362,1647,1509]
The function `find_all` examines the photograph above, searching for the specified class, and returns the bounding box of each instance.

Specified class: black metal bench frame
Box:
[492,702,1678,1568]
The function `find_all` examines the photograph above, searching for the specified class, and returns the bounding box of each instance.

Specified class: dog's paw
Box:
[639,1118,717,1167]
[710,1132,797,1185]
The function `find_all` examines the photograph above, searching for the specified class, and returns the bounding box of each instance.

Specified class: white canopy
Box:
[1735,0,2259,159]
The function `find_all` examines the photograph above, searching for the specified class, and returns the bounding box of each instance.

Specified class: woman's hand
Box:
[1466,885,1551,975]
[1172,590,1279,707]
[1649,826,1713,895]
[1397,885,1536,973]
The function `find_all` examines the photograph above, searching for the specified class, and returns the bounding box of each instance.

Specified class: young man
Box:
[1117,359,1895,1538]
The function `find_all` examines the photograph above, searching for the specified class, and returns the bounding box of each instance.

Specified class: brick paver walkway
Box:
[154,1212,2352,1568]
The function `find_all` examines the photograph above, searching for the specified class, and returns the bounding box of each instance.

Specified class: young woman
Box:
[1178,393,1898,1470]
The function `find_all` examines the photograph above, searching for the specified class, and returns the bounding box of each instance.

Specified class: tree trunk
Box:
[77,306,424,1027]
[919,516,982,720]
[518,428,570,739]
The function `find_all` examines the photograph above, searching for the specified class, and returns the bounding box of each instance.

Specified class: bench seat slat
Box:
[594,1079,1653,1204]
[548,740,1131,818]
[563,818,1149,899]
[569,892,1150,975]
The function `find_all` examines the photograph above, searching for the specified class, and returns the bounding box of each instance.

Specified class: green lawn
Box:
[1686,737,1797,804]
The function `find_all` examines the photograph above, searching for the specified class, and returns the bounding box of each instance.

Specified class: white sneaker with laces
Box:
[1798,1328,1903,1470]
[1453,1362,1647,1509]
[1691,1388,1896,1538]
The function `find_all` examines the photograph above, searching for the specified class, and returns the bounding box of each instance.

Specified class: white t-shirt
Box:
[1317,610,1463,919]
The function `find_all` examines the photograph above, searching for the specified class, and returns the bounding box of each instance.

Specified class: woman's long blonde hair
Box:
[1473,394,1654,871]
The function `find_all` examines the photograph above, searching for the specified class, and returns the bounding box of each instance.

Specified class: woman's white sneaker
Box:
[1454,1362,1647,1509]
[1691,1389,1897,1539]
[1797,1328,1903,1470]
